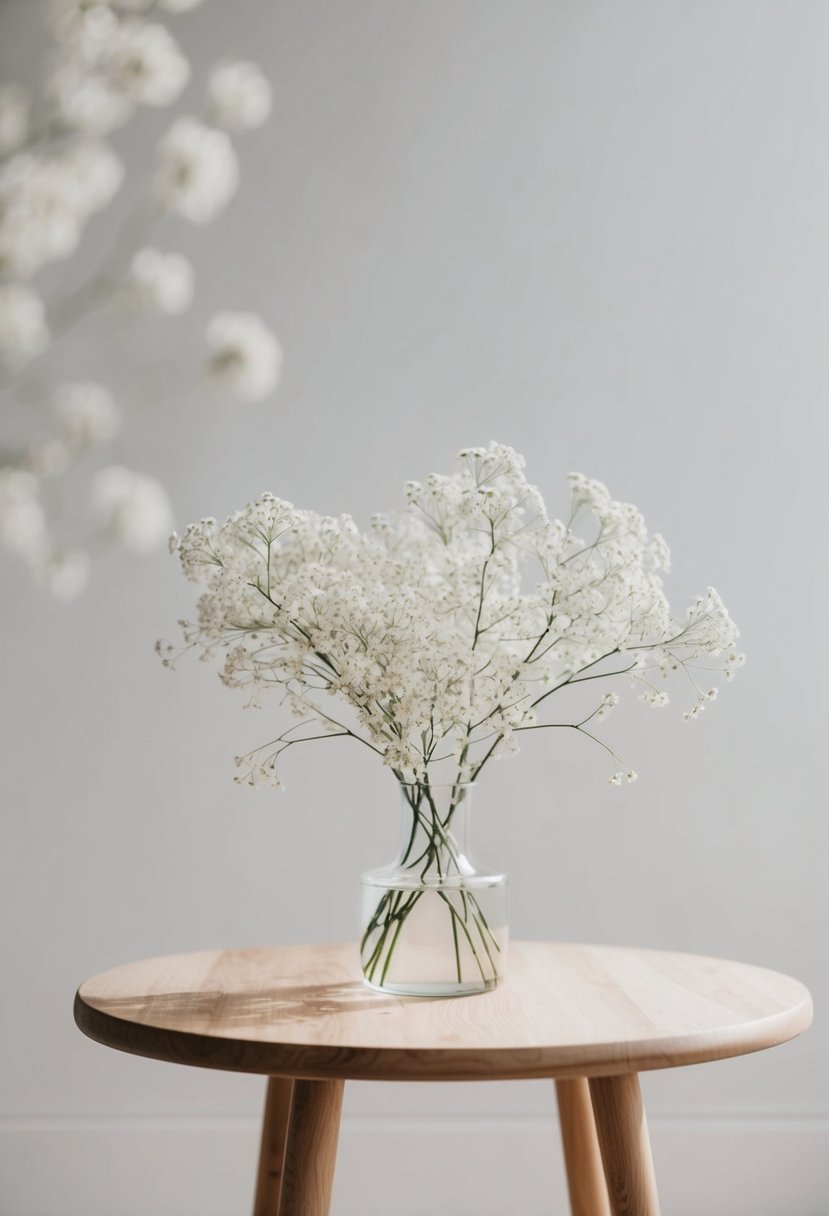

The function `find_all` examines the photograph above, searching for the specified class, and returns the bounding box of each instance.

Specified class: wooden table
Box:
[74,941,812,1216]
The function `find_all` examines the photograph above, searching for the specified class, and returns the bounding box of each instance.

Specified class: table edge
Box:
[73,983,813,1082]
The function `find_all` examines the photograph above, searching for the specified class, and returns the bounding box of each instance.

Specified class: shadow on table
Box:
[89,981,408,1028]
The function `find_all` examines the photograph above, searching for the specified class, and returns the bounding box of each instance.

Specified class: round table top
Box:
[74,941,812,1082]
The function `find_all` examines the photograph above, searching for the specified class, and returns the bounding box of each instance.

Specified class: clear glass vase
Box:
[360,781,508,996]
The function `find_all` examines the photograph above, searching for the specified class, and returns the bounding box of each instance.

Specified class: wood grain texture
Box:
[73,941,812,1082]
[556,1077,612,1216]
[253,1076,294,1216]
[589,1074,661,1216]
[277,1079,343,1216]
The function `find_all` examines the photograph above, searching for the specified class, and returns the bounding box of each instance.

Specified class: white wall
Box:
[1,1,827,1212]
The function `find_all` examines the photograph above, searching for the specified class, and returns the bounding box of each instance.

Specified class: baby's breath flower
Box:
[639,688,669,708]
[163,443,743,789]
[102,20,190,108]
[208,61,272,131]
[594,691,619,722]
[154,117,239,223]
[205,311,282,400]
[93,465,173,551]
[49,63,131,135]
[127,247,194,314]
[0,285,49,368]
[0,143,124,280]
[60,141,125,214]
[33,548,90,600]
[55,381,120,445]
[0,468,47,558]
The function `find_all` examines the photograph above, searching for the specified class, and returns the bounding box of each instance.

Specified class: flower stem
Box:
[361,783,501,989]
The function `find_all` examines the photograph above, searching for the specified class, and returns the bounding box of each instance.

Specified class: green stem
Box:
[435,891,488,983]
[361,781,501,989]
[450,903,462,982]
[379,914,408,987]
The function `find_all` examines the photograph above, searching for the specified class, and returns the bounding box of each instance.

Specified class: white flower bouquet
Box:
[162,442,744,992]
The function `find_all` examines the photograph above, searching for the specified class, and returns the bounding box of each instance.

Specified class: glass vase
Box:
[360,781,508,996]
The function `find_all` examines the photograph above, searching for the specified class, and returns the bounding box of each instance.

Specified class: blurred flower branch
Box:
[0,0,281,599]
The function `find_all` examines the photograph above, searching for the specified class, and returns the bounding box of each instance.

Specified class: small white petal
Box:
[206,311,282,400]
[93,466,174,552]
[208,60,272,131]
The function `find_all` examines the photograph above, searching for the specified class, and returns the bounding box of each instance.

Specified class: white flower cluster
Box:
[92,465,174,552]
[164,443,744,788]
[0,363,171,597]
[126,247,194,314]
[154,117,239,223]
[0,284,49,367]
[1,0,281,598]
[206,312,283,400]
[48,9,191,134]
[54,381,120,445]
[0,141,124,285]
[0,468,47,557]
[208,61,273,132]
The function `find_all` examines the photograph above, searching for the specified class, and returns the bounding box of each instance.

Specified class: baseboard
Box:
[1,1112,827,1216]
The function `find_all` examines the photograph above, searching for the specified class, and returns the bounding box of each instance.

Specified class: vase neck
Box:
[396,782,474,875]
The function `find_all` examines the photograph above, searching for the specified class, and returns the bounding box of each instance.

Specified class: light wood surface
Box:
[253,1076,294,1216]
[74,941,812,1082]
[556,1078,612,1216]
[590,1074,661,1216]
[277,1079,343,1216]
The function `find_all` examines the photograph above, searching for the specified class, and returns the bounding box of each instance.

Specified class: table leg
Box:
[253,1077,295,1216]
[277,1078,344,1216]
[588,1074,661,1216]
[555,1078,611,1216]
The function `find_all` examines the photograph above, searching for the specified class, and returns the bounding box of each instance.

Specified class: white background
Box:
[1,1,827,1212]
